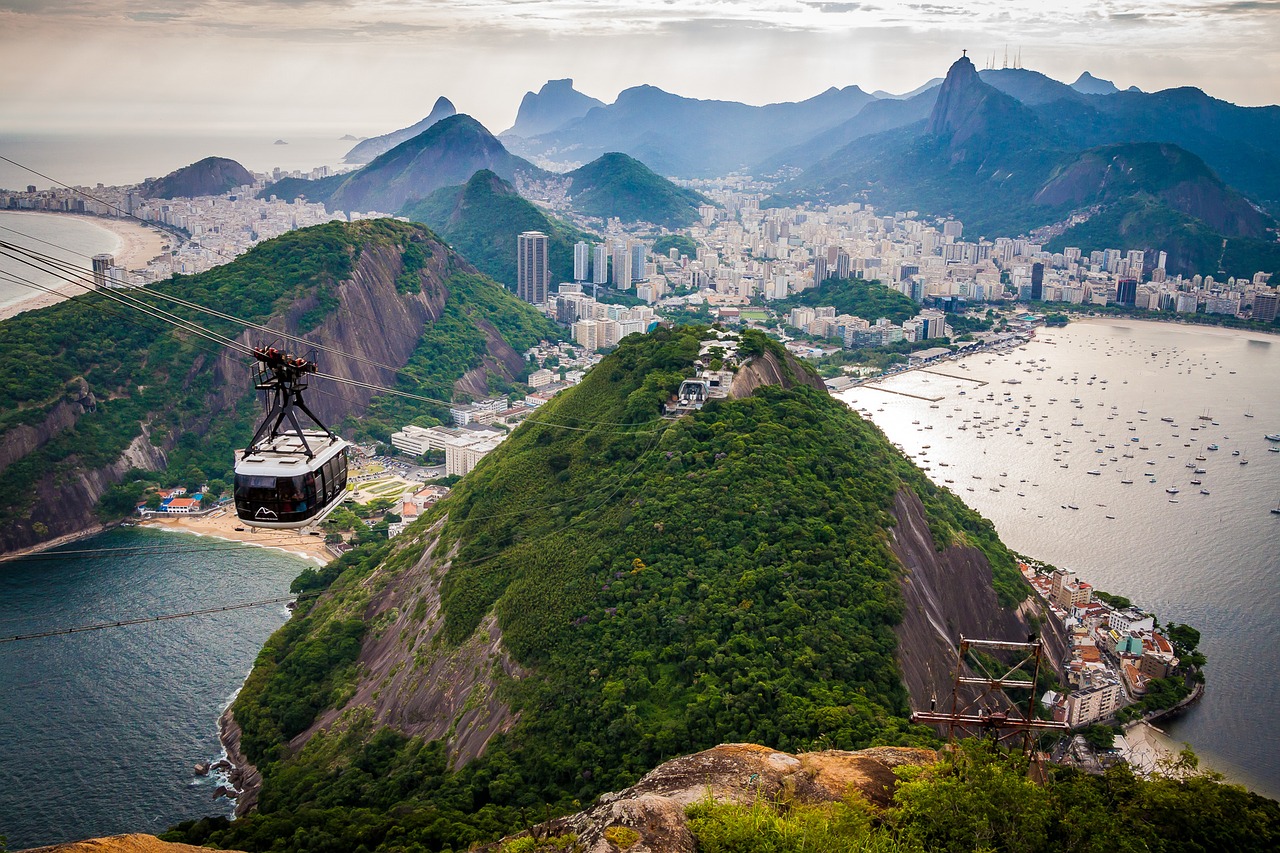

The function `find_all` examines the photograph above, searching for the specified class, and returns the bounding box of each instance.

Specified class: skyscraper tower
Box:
[517,231,549,305]
[592,243,609,297]
[574,241,590,283]
[630,241,647,283]
[92,254,114,290]
[612,241,632,290]
[1030,262,1044,301]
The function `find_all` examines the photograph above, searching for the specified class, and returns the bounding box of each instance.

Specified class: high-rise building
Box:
[1254,291,1279,322]
[573,241,590,282]
[813,256,828,284]
[1030,262,1044,301]
[517,231,549,305]
[1116,278,1138,307]
[612,242,632,290]
[630,241,647,283]
[592,244,609,286]
[834,252,851,280]
[92,254,114,289]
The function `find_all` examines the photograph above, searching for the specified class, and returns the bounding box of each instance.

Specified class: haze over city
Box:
[3,0,1278,134]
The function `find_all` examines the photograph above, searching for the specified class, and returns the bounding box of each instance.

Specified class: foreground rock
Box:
[481,743,937,853]
[19,834,245,853]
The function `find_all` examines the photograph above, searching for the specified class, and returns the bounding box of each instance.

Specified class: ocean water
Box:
[0,211,121,312]
[837,318,1280,798]
[0,132,354,191]
[0,528,308,849]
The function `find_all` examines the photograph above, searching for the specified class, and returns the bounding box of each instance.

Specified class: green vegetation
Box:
[651,234,698,259]
[0,219,557,543]
[163,325,1040,852]
[400,170,594,290]
[565,153,707,228]
[354,269,558,442]
[777,277,918,326]
[1046,194,1280,280]
[687,741,1280,853]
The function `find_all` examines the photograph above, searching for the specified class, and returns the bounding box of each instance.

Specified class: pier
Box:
[862,386,944,402]
[920,369,988,387]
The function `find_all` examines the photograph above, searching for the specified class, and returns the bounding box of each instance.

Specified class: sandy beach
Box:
[0,211,174,321]
[140,509,333,565]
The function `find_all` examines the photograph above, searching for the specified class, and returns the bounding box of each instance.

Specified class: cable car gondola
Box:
[233,346,349,529]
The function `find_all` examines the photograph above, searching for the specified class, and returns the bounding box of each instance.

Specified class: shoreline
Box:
[0,210,175,321]
[140,512,332,565]
[3,524,108,559]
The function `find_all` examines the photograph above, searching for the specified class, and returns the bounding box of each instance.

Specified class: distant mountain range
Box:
[502,78,604,139]
[343,97,456,164]
[261,67,1279,277]
[767,56,1280,277]
[505,81,878,177]
[261,114,545,214]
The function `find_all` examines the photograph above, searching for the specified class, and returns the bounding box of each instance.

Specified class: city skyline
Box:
[2,1,1278,137]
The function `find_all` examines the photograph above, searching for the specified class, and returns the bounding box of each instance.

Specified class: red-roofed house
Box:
[164,497,199,514]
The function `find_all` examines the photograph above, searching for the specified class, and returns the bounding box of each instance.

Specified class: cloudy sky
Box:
[3,0,1277,136]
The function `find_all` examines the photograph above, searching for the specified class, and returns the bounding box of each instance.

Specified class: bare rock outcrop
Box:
[729,349,827,399]
[482,743,937,852]
[889,488,1067,712]
[296,518,522,768]
[18,834,247,853]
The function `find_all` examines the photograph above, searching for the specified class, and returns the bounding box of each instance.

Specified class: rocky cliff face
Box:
[480,743,938,853]
[294,519,523,766]
[729,349,828,399]
[503,78,605,139]
[1032,142,1269,238]
[888,488,1067,711]
[926,56,1029,157]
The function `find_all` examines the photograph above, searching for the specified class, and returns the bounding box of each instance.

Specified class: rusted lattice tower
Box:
[911,636,1068,760]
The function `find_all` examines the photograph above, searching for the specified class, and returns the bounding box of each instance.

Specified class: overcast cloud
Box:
[1,0,1275,134]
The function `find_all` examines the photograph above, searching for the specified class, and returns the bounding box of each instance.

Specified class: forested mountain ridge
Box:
[168,325,1058,851]
[400,169,594,289]
[564,152,708,228]
[0,219,557,555]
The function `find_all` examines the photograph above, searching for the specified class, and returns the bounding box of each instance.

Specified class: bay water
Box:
[837,318,1280,797]
[0,528,308,849]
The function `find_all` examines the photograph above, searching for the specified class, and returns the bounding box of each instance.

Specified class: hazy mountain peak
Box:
[342,97,458,164]
[140,156,253,199]
[1071,71,1120,95]
[927,55,993,138]
[503,78,604,138]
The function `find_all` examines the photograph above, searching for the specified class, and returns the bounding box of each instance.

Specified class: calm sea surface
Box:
[0,528,308,849]
[0,211,122,312]
[0,131,353,190]
[837,318,1280,798]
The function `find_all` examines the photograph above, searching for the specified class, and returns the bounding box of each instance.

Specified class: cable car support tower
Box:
[911,636,1068,776]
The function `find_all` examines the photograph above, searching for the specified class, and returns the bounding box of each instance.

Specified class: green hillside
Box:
[1045,195,1280,279]
[0,219,557,553]
[168,326,1036,851]
[565,152,707,228]
[400,169,593,289]
[778,277,918,325]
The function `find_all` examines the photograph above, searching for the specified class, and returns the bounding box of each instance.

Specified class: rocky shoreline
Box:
[216,705,262,817]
